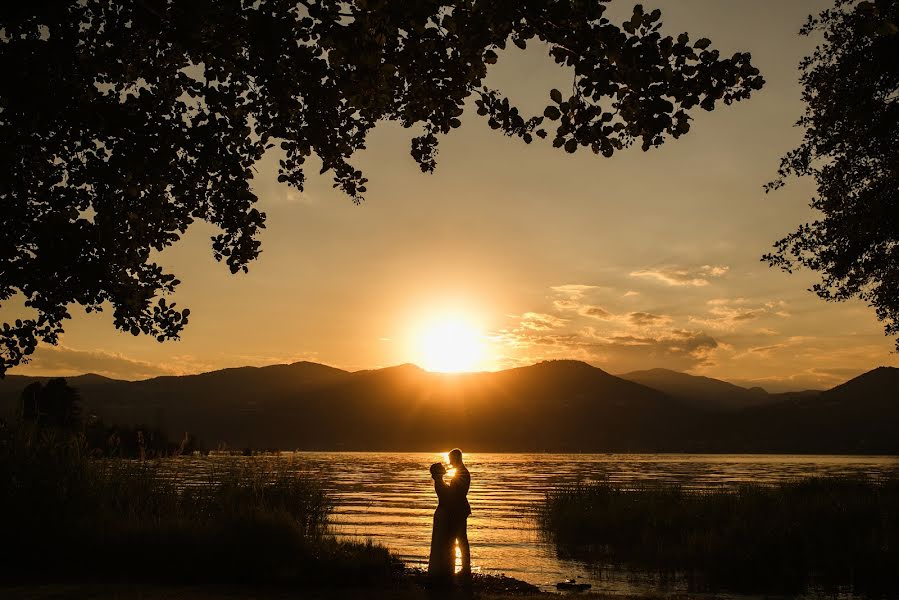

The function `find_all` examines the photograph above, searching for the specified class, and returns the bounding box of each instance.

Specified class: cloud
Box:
[10,345,182,380]
[9,345,325,381]
[552,298,580,311]
[499,283,899,388]
[587,328,720,371]
[549,284,618,320]
[691,298,787,330]
[496,301,719,372]
[516,312,568,331]
[731,335,812,359]
[581,306,614,319]
[548,285,615,320]
[550,284,598,299]
[553,298,613,320]
[551,286,670,326]
[495,283,717,370]
[744,343,787,357]
[497,282,897,379]
[627,312,672,327]
[729,367,858,393]
[630,265,729,287]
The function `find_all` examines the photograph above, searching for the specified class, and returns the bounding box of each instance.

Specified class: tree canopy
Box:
[20,378,82,430]
[0,1,764,375]
[765,0,899,349]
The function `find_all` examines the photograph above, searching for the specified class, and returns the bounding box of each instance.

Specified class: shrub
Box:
[0,426,398,585]
[537,477,899,595]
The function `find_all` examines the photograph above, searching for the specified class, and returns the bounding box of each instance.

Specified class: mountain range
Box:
[1,361,896,453]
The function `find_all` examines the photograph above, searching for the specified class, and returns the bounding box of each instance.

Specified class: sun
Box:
[415,315,485,373]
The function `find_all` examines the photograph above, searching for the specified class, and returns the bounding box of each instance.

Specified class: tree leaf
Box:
[0,0,768,374]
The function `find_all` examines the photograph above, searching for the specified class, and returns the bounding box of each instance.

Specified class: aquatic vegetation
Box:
[0,426,397,584]
[537,477,899,595]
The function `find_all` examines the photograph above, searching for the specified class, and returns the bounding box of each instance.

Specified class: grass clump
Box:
[0,425,398,586]
[538,477,899,595]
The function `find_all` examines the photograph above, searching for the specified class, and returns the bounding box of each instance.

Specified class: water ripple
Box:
[157,452,899,593]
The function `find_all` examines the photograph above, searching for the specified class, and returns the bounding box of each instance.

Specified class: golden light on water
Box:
[414,314,486,373]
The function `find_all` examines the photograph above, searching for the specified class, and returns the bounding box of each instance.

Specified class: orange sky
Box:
[6,0,899,391]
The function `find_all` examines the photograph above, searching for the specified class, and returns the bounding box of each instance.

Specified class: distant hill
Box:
[827,366,899,402]
[619,368,774,411]
[699,367,899,454]
[0,360,681,451]
[1,361,896,453]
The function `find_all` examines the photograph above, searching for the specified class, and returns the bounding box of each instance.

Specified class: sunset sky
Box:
[7,0,898,391]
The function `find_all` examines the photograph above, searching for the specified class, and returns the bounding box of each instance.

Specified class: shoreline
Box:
[1,572,549,600]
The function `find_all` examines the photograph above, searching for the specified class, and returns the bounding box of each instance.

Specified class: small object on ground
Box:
[556,578,592,591]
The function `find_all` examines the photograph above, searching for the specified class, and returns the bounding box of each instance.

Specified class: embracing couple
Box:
[428,448,471,580]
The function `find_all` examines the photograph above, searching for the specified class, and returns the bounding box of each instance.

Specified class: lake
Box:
[165,452,899,594]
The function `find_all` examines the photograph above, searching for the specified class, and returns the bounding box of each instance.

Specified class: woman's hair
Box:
[430,462,446,477]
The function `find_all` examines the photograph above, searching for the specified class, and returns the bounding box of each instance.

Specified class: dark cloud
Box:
[582,306,613,319]
[588,329,719,372]
[498,306,720,372]
[627,312,668,326]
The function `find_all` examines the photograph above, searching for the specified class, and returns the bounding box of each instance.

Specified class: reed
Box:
[537,477,899,595]
[0,426,397,585]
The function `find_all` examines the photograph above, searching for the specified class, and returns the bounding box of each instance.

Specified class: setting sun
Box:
[415,315,485,372]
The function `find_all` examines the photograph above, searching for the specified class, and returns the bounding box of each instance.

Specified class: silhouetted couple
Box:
[428,448,471,580]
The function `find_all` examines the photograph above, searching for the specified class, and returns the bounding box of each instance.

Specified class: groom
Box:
[447,448,471,576]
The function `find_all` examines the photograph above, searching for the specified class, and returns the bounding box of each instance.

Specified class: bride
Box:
[427,462,455,578]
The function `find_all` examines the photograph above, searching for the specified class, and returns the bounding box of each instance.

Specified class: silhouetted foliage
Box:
[0,1,764,375]
[18,377,81,430]
[765,0,899,348]
[83,417,201,458]
[539,478,899,595]
[0,431,397,585]
[14,377,199,455]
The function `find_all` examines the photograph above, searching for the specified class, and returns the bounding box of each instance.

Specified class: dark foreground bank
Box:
[5,425,898,598]
[0,426,397,586]
[0,577,546,600]
[538,477,899,596]
[1,426,544,598]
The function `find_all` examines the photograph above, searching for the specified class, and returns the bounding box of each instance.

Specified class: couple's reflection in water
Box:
[428,448,472,584]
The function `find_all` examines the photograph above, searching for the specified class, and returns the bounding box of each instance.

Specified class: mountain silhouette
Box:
[707,366,899,454]
[619,368,774,411]
[827,366,899,402]
[1,362,896,453]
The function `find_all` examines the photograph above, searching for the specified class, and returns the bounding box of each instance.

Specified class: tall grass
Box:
[0,425,398,585]
[537,477,899,595]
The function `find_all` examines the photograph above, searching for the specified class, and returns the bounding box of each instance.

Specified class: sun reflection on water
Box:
[154,452,899,593]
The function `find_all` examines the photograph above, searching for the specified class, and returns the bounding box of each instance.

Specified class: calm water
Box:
[164,453,899,594]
